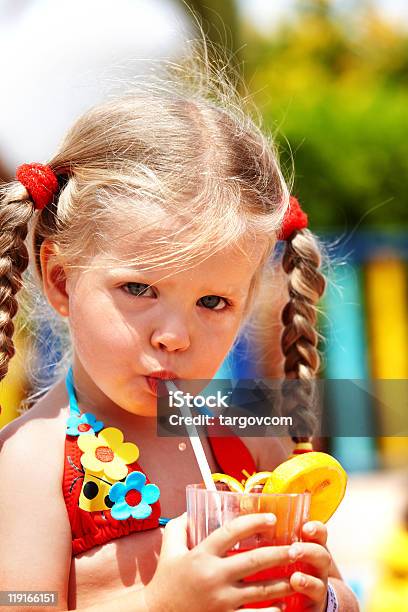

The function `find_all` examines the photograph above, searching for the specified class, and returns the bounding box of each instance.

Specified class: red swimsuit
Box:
[62,369,257,556]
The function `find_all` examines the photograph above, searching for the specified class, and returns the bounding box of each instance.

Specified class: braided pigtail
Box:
[0,163,59,385]
[0,184,36,383]
[280,227,326,445]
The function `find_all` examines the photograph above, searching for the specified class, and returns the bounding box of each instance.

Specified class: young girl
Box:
[0,54,359,611]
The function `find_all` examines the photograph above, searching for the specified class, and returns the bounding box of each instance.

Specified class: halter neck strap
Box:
[66,366,81,416]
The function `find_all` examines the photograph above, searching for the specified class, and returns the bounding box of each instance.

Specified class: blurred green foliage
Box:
[183,0,408,229]
[239,1,408,229]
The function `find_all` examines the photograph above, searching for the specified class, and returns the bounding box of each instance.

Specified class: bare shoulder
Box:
[0,378,72,608]
[0,374,70,509]
[0,377,69,452]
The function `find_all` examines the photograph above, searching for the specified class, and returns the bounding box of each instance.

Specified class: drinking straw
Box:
[164,380,223,529]
[165,380,217,492]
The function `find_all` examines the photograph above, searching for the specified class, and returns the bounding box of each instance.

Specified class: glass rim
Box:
[186,483,311,499]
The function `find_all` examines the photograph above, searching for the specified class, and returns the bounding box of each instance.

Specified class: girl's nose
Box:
[150,322,190,352]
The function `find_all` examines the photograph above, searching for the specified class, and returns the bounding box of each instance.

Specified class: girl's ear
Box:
[39,240,70,317]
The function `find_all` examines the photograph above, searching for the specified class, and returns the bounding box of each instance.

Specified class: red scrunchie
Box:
[16,162,59,210]
[278,195,308,241]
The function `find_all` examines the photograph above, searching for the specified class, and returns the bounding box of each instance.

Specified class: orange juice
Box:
[187,485,311,610]
[227,548,311,610]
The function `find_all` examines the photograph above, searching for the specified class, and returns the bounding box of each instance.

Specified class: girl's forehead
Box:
[99,230,267,269]
[101,209,191,251]
[78,200,273,291]
[96,211,270,272]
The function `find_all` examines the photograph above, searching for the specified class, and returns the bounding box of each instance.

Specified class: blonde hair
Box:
[0,41,326,443]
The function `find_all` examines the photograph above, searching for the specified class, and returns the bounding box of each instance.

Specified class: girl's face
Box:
[43,229,270,419]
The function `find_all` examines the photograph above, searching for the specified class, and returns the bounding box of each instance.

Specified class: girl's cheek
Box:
[191,333,238,378]
[69,294,136,354]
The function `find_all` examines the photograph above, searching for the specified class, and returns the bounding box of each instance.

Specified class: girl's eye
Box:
[122,282,155,297]
[198,295,229,311]
[121,284,230,311]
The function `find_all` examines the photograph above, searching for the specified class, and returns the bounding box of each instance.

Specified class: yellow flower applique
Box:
[77,427,139,481]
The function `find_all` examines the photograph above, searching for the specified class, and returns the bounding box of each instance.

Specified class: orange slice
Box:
[211,473,245,493]
[262,452,347,523]
[243,471,274,493]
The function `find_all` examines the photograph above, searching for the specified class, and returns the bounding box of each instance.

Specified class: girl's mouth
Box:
[146,374,180,395]
[146,376,159,395]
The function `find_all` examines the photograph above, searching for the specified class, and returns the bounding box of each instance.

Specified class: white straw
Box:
[164,380,223,527]
[165,380,217,491]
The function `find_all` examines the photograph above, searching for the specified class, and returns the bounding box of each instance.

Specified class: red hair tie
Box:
[278,195,308,241]
[16,163,59,210]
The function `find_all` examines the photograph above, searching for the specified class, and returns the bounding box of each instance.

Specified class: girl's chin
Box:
[130,388,158,413]
[126,403,157,418]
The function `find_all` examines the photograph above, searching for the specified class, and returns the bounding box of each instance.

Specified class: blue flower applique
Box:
[109,471,160,521]
[66,412,104,436]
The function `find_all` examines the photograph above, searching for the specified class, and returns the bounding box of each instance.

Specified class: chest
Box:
[68,436,220,609]
[138,434,222,517]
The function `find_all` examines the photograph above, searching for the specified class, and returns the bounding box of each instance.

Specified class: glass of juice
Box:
[186,483,311,610]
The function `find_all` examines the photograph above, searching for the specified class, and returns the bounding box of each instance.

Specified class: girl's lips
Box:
[146,375,180,395]
[146,376,159,395]
[148,370,179,380]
